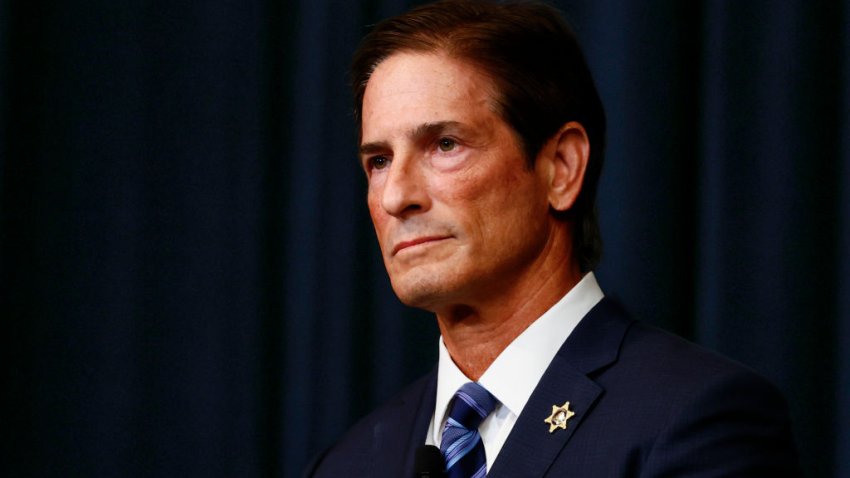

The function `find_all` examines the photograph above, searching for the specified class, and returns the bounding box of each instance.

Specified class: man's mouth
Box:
[392,236,451,255]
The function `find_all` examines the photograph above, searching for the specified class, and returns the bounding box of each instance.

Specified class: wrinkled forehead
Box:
[360,52,502,142]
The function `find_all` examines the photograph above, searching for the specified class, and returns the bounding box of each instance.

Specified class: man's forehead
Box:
[363,53,496,109]
[360,52,500,143]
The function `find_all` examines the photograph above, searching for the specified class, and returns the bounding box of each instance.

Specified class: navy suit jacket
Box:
[306,298,799,477]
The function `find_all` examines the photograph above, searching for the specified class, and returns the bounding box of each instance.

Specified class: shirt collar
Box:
[432,272,604,438]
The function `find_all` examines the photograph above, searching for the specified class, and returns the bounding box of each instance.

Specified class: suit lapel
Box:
[488,363,602,478]
[488,298,634,478]
[400,371,438,475]
[367,370,437,477]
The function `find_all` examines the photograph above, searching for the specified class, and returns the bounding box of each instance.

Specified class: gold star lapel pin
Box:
[544,401,576,433]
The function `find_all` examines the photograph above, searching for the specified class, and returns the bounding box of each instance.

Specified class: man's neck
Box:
[435,260,583,381]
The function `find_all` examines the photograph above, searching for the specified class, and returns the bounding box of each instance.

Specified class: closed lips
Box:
[392,236,450,255]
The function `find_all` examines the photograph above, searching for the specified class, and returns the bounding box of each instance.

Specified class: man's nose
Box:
[380,155,429,217]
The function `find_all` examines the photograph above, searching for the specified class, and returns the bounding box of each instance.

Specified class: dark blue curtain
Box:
[1,1,847,476]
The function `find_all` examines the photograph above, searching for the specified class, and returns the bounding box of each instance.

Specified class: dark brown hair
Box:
[351,0,606,272]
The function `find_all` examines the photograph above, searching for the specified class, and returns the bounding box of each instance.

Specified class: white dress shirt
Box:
[425,272,604,471]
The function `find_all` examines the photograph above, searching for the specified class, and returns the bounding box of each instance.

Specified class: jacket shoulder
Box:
[588,320,800,476]
[304,371,436,478]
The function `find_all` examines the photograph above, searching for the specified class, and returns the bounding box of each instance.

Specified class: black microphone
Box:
[414,445,445,477]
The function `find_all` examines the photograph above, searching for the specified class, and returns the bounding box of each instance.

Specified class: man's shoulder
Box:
[578,298,776,389]
[304,371,436,478]
[578,312,785,418]
[618,319,777,390]
[338,370,436,441]
[614,322,797,474]
[534,301,799,475]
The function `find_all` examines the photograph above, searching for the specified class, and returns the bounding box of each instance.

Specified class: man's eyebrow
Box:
[411,121,464,141]
[359,141,390,156]
[359,121,465,156]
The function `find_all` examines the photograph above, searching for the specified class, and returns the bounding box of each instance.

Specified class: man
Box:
[306,0,798,476]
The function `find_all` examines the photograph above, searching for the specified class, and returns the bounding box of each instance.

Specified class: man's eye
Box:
[369,156,389,170]
[437,138,457,152]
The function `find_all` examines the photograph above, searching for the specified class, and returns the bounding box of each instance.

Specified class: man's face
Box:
[359,52,556,311]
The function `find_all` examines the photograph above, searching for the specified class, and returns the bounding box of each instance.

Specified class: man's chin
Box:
[389,274,456,311]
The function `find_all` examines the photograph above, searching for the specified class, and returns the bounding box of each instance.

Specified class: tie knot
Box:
[447,382,498,430]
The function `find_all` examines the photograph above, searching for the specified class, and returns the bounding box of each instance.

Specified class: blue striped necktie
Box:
[440,382,498,478]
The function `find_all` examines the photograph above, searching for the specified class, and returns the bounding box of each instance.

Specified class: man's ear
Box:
[537,121,590,212]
